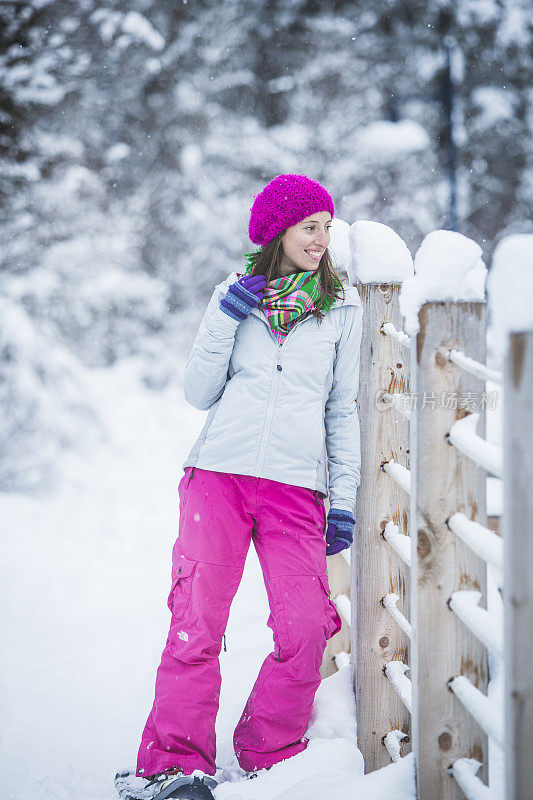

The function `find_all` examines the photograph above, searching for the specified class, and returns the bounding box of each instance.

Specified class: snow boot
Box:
[150,774,217,799]
[115,769,217,800]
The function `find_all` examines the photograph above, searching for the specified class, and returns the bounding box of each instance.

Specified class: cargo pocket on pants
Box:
[318,573,343,639]
[166,556,197,654]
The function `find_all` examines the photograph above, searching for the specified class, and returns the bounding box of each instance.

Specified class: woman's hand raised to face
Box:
[220,274,267,322]
[238,274,267,301]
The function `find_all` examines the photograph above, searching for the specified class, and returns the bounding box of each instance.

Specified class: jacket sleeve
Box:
[324,301,364,516]
[183,286,241,411]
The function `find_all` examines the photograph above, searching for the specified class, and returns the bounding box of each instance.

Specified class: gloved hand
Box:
[325,508,355,556]
[219,274,267,321]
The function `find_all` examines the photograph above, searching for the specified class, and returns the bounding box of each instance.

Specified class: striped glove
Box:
[325,509,355,556]
[220,275,266,322]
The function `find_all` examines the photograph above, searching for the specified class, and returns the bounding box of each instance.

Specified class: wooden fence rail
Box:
[410,301,488,799]
[321,234,531,799]
[354,283,411,771]
[504,331,533,800]
[352,288,507,798]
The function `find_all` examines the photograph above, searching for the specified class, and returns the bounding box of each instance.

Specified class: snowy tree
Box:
[0,0,530,491]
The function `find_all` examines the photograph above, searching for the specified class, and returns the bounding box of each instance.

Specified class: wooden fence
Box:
[322,260,532,798]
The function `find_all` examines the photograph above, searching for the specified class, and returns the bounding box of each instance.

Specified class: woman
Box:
[116,174,363,800]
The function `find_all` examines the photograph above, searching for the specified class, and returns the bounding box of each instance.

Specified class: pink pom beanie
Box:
[248,173,335,247]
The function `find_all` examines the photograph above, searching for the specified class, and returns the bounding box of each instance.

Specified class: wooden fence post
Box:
[504,331,533,800]
[410,302,488,799]
[354,283,411,771]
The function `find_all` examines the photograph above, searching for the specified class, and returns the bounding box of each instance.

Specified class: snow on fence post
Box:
[349,221,413,771]
[409,299,489,799]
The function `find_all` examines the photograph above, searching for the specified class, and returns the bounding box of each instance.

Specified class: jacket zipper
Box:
[253,344,282,474]
[252,314,306,475]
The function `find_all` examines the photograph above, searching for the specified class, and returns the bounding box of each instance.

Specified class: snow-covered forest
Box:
[1,0,531,492]
[1,2,532,799]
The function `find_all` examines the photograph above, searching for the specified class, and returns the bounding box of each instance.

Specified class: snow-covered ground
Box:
[1,360,416,800]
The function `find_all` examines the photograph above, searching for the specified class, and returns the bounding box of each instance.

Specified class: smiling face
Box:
[278,211,332,277]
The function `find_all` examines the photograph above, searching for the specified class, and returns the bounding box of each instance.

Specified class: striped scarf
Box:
[243,253,343,344]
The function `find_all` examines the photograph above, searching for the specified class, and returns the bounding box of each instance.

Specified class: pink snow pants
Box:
[136,466,342,777]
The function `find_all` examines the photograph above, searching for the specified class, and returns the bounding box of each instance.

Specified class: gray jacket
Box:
[182,271,363,514]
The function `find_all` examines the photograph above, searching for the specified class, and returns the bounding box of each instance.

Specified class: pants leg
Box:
[136,468,253,778]
[233,478,342,772]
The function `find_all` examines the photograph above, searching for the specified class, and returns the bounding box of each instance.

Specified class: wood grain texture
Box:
[353,283,411,772]
[410,302,488,800]
[504,332,533,800]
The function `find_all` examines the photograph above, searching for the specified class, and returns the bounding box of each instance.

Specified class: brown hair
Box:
[245,231,345,322]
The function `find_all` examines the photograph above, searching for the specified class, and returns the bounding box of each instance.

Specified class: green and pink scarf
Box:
[243,252,343,344]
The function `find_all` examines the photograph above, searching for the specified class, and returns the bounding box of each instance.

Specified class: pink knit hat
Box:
[248,173,335,247]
